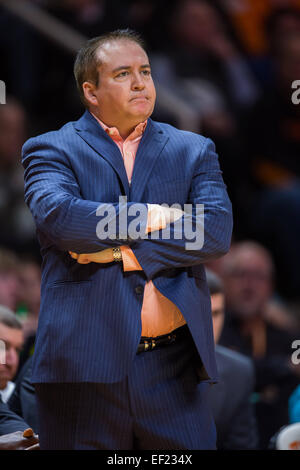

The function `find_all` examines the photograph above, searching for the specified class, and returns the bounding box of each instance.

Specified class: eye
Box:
[116,71,129,78]
[141,70,151,76]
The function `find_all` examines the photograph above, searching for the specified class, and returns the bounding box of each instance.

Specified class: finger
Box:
[77,255,91,264]
[26,443,40,451]
[69,251,78,259]
[23,428,34,438]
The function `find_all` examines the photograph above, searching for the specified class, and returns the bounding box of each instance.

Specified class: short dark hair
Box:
[205,269,224,296]
[74,28,146,106]
[0,305,22,330]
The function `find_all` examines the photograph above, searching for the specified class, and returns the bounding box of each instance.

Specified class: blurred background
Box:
[0,0,300,450]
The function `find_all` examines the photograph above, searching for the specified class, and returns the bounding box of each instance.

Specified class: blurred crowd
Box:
[0,0,300,450]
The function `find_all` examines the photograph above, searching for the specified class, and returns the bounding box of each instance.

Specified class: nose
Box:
[131,71,145,90]
[5,347,18,368]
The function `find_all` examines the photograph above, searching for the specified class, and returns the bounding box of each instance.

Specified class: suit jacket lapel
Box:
[74,112,169,202]
[130,119,169,202]
[74,110,130,198]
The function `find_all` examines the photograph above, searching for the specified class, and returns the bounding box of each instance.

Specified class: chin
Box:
[131,100,153,113]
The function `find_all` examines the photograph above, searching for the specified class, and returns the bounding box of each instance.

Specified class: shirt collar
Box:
[91,113,147,142]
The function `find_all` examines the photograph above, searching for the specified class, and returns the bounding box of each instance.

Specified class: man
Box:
[0,397,39,450]
[0,306,24,403]
[0,249,20,312]
[0,307,38,450]
[205,269,258,450]
[0,356,39,450]
[0,100,36,248]
[8,357,37,434]
[219,241,300,448]
[22,29,232,450]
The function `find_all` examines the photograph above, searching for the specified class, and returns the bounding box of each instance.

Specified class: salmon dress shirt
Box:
[93,115,186,337]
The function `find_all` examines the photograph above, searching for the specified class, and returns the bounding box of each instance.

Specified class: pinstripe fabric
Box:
[35,331,216,450]
[21,110,233,384]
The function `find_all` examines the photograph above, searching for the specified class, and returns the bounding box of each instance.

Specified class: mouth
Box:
[130,96,149,102]
[0,370,11,379]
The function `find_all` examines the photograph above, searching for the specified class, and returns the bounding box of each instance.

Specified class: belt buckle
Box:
[143,339,156,352]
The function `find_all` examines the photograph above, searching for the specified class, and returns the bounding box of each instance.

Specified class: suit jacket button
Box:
[135,285,144,295]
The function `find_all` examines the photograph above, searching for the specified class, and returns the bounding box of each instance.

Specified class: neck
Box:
[115,124,136,140]
[90,109,146,140]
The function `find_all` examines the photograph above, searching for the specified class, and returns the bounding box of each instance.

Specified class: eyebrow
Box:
[112,64,151,73]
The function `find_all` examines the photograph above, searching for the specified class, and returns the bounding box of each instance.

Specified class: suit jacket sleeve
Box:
[220,359,258,450]
[22,135,148,253]
[0,398,29,436]
[8,359,38,433]
[130,138,233,279]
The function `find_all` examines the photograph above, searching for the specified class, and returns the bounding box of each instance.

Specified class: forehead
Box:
[0,323,23,346]
[96,40,149,71]
[232,250,271,272]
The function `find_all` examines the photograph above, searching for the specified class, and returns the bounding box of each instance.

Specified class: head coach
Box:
[22,29,233,450]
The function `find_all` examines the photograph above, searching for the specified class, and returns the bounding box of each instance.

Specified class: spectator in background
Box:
[17,257,41,340]
[0,98,36,250]
[0,306,24,403]
[45,0,128,37]
[218,241,300,448]
[151,0,259,134]
[220,0,300,59]
[8,357,38,434]
[0,396,39,450]
[206,269,258,449]
[0,248,20,312]
[241,26,300,301]
[15,256,41,372]
[149,0,259,234]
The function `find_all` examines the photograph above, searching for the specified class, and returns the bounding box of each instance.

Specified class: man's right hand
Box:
[146,204,183,233]
[0,428,39,450]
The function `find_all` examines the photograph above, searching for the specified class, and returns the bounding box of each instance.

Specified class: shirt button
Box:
[135,285,144,295]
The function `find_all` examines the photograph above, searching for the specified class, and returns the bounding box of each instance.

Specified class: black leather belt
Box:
[137,325,189,354]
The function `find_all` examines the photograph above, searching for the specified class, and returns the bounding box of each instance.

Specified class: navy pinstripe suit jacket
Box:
[22,110,233,384]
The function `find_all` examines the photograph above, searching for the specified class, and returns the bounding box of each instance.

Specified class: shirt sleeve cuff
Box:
[145,204,168,234]
[120,245,143,271]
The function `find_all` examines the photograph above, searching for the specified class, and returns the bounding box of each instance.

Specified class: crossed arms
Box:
[22,135,233,279]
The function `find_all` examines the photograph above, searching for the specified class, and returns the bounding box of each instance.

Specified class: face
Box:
[83,40,156,135]
[278,36,300,86]
[211,293,225,344]
[0,272,19,311]
[175,0,222,48]
[18,263,41,316]
[0,103,25,167]
[0,323,23,389]
[223,249,273,319]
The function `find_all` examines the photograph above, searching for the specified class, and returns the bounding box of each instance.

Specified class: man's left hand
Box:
[69,248,115,264]
[0,428,39,450]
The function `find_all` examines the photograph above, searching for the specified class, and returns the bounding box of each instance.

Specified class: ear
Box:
[82,81,99,107]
